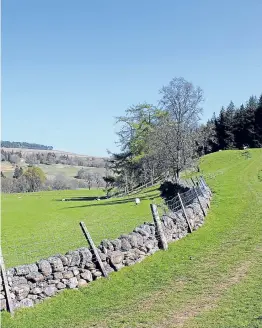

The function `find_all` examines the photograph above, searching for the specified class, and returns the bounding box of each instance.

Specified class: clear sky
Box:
[2,0,262,156]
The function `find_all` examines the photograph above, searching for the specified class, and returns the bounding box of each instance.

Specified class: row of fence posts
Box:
[1,176,210,316]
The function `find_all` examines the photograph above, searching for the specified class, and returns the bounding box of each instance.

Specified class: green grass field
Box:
[1,185,161,268]
[2,149,262,328]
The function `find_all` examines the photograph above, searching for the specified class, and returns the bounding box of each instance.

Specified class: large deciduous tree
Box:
[155,77,204,179]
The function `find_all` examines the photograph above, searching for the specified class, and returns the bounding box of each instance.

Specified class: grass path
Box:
[2,149,262,328]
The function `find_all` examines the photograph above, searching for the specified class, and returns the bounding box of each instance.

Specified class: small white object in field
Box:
[62,199,65,202]
[135,198,141,205]
[96,198,101,201]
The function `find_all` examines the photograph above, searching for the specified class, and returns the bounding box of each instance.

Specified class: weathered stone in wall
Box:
[68,277,78,289]
[6,268,15,277]
[57,255,68,266]
[11,276,28,286]
[15,265,29,276]
[31,287,42,295]
[78,279,88,287]
[56,282,66,289]
[73,269,80,276]
[48,280,60,285]
[139,224,152,236]
[104,263,115,274]
[37,281,48,289]
[108,251,124,265]
[26,272,44,283]
[120,238,132,251]
[63,271,74,279]
[78,247,92,267]
[37,260,52,276]
[13,284,30,301]
[162,216,175,230]
[93,271,102,278]
[100,239,114,251]
[15,264,39,276]
[97,249,107,262]
[133,227,149,238]
[85,261,96,270]
[144,240,155,251]
[65,251,80,267]
[111,239,121,251]
[44,286,57,297]
[80,270,93,282]
[131,232,144,247]
[127,234,138,248]
[53,272,63,280]
[28,294,38,300]
[48,257,64,272]
[18,298,34,308]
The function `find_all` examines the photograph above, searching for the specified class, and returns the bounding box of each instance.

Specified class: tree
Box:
[93,172,103,188]
[86,172,93,190]
[23,167,46,192]
[254,94,262,147]
[103,176,116,197]
[115,103,159,158]
[243,96,258,147]
[77,168,89,180]
[156,77,204,179]
[13,166,23,179]
[9,154,20,164]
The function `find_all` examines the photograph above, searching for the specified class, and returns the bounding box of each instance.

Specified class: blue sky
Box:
[2,0,262,156]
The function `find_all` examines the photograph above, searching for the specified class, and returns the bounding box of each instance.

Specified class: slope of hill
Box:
[2,149,262,328]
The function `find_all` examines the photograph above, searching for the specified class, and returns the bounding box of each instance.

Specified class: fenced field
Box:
[1,149,262,328]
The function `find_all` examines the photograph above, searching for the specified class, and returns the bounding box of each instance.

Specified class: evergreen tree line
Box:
[1,141,53,150]
[198,95,262,155]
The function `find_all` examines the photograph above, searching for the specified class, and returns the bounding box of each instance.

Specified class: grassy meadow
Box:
[1,149,262,328]
[1,185,161,268]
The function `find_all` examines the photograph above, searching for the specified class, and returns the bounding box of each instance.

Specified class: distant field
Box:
[1,162,105,179]
[1,147,106,159]
[2,149,262,328]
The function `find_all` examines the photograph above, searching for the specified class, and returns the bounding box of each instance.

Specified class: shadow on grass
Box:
[55,196,108,202]
[61,194,157,209]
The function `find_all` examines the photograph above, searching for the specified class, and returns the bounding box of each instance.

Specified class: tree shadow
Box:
[55,196,108,202]
[61,194,157,209]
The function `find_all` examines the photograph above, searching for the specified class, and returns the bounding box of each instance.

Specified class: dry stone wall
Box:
[0,189,211,312]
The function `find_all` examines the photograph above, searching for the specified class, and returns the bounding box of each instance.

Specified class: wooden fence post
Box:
[150,204,168,250]
[193,187,206,217]
[0,247,14,316]
[191,177,196,186]
[79,222,108,277]
[177,193,193,233]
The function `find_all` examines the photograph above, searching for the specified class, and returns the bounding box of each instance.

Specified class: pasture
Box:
[1,162,105,179]
[2,149,262,328]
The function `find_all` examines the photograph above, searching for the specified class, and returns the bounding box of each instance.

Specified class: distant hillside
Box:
[1,141,53,150]
[1,147,106,168]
